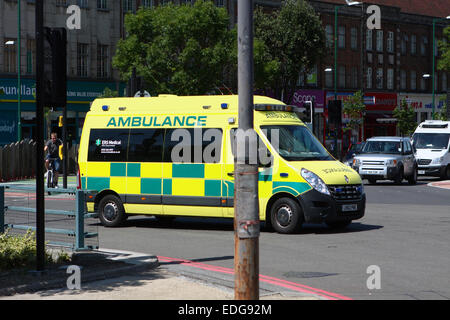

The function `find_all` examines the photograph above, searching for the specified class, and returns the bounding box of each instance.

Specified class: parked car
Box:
[352,136,417,185]
[411,120,450,180]
[343,142,365,167]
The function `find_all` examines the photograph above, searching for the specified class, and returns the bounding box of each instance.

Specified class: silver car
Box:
[351,136,418,185]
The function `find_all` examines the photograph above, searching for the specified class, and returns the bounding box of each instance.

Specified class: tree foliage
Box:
[393,99,417,136]
[113,1,234,96]
[342,91,366,135]
[253,0,327,103]
[437,26,450,72]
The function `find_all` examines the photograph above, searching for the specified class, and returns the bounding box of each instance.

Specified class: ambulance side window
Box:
[128,129,164,162]
[88,129,129,162]
[163,128,222,163]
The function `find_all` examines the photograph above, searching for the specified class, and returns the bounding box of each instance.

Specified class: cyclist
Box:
[44,132,62,188]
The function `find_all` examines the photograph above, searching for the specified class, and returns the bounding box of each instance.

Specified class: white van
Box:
[411,120,450,180]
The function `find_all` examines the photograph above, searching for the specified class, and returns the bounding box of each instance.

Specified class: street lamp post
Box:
[431,16,450,119]
[17,0,21,141]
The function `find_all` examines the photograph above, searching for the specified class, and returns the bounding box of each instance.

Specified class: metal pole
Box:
[235,0,259,300]
[17,0,22,141]
[35,0,46,271]
[334,6,338,101]
[432,19,436,119]
[61,29,68,189]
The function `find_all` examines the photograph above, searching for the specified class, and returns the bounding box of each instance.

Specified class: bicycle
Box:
[46,158,58,195]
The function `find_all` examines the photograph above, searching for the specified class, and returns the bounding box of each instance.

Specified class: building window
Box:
[338,26,346,49]
[421,36,428,56]
[325,70,333,88]
[366,29,372,51]
[215,0,225,7]
[410,71,416,90]
[434,74,438,91]
[411,34,416,55]
[420,77,426,91]
[97,0,107,9]
[56,0,68,6]
[141,0,154,7]
[367,67,372,89]
[77,0,88,8]
[351,67,358,88]
[97,45,108,78]
[338,65,346,88]
[77,43,89,78]
[376,68,383,89]
[123,0,133,12]
[26,39,35,75]
[387,68,394,90]
[387,31,394,53]
[376,30,383,52]
[350,27,358,50]
[4,39,16,73]
[400,70,406,90]
[401,34,407,55]
[325,25,333,48]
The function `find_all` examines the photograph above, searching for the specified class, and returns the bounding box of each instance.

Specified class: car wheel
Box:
[408,166,418,185]
[441,165,450,181]
[270,197,303,234]
[394,166,404,185]
[98,195,127,227]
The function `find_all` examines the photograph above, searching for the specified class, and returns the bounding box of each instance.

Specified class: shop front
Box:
[0,78,125,145]
[363,92,398,139]
[398,93,446,124]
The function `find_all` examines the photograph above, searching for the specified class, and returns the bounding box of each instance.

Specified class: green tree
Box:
[393,99,417,136]
[254,0,327,103]
[437,26,450,71]
[113,1,234,96]
[342,91,366,140]
[435,96,448,121]
[98,87,119,98]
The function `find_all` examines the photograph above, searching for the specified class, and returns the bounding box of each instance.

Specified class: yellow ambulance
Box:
[77,95,365,233]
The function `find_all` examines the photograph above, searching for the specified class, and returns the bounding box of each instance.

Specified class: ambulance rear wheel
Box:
[270,197,303,234]
[98,195,127,227]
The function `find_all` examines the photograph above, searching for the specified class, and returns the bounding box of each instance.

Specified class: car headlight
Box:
[353,158,361,166]
[432,157,444,164]
[386,159,397,167]
[301,168,330,196]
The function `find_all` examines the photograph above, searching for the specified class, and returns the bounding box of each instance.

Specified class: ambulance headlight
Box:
[301,168,330,196]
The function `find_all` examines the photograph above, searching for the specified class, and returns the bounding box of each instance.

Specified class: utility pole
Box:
[235,0,259,300]
[35,0,45,271]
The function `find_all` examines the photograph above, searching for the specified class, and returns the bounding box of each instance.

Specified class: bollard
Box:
[75,190,85,250]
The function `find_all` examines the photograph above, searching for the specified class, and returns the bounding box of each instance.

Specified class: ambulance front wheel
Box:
[98,195,127,227]
[270,197,303,234]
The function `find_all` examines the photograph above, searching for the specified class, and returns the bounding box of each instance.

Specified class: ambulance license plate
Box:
[342,204,358,212]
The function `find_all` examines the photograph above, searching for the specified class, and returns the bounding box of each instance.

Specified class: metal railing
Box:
[0,184,98,251]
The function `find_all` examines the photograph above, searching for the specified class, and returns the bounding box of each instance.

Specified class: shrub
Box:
[0,229,70,271]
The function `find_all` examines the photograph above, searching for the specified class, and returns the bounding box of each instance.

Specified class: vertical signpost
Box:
[35,0,45,271]
[235,0,259,300]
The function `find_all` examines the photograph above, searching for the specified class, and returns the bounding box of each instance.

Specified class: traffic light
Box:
[328,100,342,128]
[44,27,67,109]
[301,101,313,124]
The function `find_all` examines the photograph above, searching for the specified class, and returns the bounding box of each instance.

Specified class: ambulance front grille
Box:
[328,185,363,201]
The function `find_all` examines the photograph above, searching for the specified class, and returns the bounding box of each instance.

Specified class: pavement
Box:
[1,176,448,300]
[0,248,322,300]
